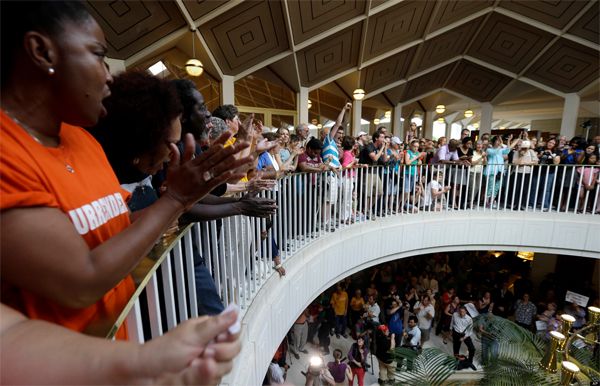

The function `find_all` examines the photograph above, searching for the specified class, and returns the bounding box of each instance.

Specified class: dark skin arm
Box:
[1,133,253,308]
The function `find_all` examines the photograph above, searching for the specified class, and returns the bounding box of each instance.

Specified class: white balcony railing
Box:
[109,163,599,344]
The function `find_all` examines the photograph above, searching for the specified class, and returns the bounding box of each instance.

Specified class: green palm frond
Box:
[392,347,457,386]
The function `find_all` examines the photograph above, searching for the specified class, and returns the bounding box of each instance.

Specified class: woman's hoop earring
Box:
[48,67,55,75]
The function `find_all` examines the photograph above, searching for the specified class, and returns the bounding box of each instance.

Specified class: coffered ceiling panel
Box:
[287,0,367,45]
[181,0,230,20]
[467,12,554,74]
[401,64,455,102]
[297,23,363,86]
[568,2,599,44]
[199,0,289,75]
[498,0,588,30]
[446,60,512,101]
[363,0,436,61]
[408,19,483,76]
[86,1,186,59]
[427,0,494,32]
[525,38,600,93]
[362,46,417,92]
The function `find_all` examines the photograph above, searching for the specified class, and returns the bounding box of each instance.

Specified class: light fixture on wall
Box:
[437,117,445,123]
[185,29,204,77]
[353,88,365,100]
[307,99,312,109]
[517,251,534,261]
[464,109,474,118]
[436,104,446,114]
[384,111,391,119]
[373,118,380,125]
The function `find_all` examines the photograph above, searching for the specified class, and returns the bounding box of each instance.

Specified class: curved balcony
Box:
[110,164,599,385]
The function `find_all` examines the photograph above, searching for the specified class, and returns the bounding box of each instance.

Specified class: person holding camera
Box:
[398,316,421,371]
[450,306,475,364]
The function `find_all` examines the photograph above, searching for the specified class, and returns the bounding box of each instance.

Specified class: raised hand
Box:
[165,132,254,211]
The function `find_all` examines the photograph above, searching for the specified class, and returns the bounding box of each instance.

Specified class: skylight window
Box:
[148,61,167,76]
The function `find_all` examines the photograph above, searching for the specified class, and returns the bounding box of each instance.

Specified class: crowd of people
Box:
[266,251,598,385]
[1,2,598,385]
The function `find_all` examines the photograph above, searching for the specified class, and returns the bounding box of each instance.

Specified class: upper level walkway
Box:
[110,163,600,385]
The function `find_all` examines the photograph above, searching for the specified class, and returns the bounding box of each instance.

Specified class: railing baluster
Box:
[146,274,163,338]
[160,252,177,330]
[185,228,198,318]
[126,299,145,343]
[172,242,188,322]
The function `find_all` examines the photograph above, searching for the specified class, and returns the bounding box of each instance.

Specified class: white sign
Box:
[565,291,589,307]
[465,302,479,318]
[535,321,548,331]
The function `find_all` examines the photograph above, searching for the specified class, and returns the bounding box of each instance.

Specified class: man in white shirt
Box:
[399,316,421,371]
[451,305,476,363]
[414,296,435,344]
[364,295,381,327]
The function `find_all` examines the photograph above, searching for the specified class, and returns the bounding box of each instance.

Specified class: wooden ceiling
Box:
[88,0,599,123]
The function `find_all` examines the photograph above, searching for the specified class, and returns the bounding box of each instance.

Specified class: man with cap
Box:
[356,131,368,153]
[375,324,396,384]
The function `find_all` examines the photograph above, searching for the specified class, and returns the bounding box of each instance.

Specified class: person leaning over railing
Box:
[510,139,539,210]
[0,303,240,385]
[0,1,252,339]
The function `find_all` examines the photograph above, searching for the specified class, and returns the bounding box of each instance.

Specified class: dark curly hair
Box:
[89,71,182,181]
[212,104,238,121]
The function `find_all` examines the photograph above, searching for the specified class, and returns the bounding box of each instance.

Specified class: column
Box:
[393,103,403,138]
[221,75,235,105]
[297,87,309,125]
[352,99,363,137]
[424,110,434,139]
[480,102,493,135]
[560,93,580,139]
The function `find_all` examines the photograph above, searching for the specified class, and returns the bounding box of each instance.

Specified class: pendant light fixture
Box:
[185,29,204,77]
[373,118,380,125]
[435,105,445,114]
[464,109,474,118]
[384,111,391,119]
[353,89,365,100]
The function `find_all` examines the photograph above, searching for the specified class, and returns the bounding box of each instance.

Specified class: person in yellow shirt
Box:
[330,284,349,338]
[349,289,365,333]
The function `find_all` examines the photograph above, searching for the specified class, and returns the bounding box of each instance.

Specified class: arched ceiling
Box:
[87,0,599,123]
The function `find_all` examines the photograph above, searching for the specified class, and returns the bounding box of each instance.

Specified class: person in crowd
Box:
[341,135,361,223]
[530,137,560,211]
[330,283,349,338]
[296,123,310,145]
[403,139,424,212]
[364,295,381,329]
[267,354,288,385]
[514,293,537,330]
[559,136,586,211]
[327,349,352,386]
[375,324,396,385]
[424,170,451,211]
[208,116,228,142]
[461,128,471,141]
[0,303,241,385]
[399,316,421,371]
[441,295,460,344]
[576,153,599,213]
[484,135,517,208]
[277,127,301,172]
[478,291,494,314]
[454,137,473,208]
[348,336,369,386]
[356,131,368,153]
[405,122,418,143]
[0,1,252,339]
[349,289,365,332]
[431,138,461,165]
[298,137,329,232]
[387,298,406,338]
[212,104,241,140]
[405,287,419,313]
[385,136,403,213]
[510,140,539,210]
[359,130,388,217]
[494,281,514,318]
[414,295,435,344]
[451,306,475,364]
[291,309,310,358]
[564,302,586,329]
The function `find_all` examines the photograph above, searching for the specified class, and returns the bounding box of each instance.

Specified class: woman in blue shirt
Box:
[484,135,517,208]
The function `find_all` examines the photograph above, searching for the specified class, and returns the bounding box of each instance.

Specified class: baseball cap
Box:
[357,131,368,137]
[391,136,401,145]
